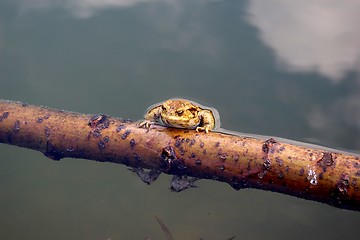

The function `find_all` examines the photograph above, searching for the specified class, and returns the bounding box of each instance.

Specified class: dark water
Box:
[1,0,360,239]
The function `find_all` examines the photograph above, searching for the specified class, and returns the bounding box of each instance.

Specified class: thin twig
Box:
[154,215,175,240]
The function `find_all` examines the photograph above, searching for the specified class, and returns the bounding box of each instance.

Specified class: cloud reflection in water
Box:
[15,0,160,18]
[246,0,360,82]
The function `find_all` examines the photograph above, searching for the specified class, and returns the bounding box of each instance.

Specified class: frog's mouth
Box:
[160,116,200,129]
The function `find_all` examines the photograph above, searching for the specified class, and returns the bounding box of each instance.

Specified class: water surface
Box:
[1,0,360,239]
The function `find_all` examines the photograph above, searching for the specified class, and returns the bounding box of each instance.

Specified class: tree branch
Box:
[1,100,359,211]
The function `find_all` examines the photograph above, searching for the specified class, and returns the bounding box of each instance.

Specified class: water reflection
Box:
[6,0,360,149]
[1,1,360,239]
[246,0,360,82]
[16,0,162,18]
[306,95,360,149]
[15,0,360,82]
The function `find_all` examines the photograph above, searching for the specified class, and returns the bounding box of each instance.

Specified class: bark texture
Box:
[1,100,360,211]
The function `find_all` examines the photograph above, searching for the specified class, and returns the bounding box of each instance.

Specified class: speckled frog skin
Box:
[140,99,219,133]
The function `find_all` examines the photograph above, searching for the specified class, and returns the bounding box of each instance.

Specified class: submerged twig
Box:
[154,215,175,240]
[153,215,235,240]
[0,100,360,211]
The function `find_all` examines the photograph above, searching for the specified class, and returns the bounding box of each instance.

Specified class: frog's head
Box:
[160,99,200,129]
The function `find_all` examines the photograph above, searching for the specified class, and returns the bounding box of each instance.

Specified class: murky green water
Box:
[1,0,360,239]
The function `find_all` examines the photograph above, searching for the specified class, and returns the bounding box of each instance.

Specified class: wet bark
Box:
[1,100,360,211]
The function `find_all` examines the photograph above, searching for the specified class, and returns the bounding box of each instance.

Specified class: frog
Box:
[139,99,219,133]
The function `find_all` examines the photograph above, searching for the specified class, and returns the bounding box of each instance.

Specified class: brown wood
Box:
[1,100,359,211]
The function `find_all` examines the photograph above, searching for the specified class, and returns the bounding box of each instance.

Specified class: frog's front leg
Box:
[196,109,216,133]
[129,167,161,185]
[138,105,162,129]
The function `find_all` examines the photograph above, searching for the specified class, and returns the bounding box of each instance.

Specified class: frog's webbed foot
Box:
[196,109,216,133]
[170,175,199,192]
[196,125,211,133]
[129,167,161,185]
[138,120,152,129]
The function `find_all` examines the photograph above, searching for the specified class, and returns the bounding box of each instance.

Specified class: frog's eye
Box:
[176,110,184,115]
[188,107,198,115]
